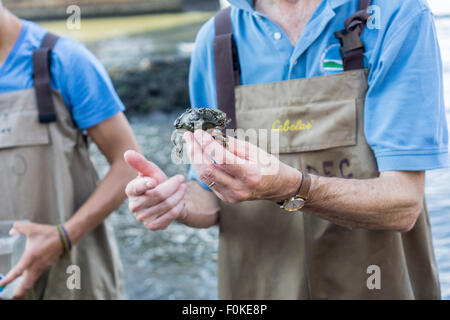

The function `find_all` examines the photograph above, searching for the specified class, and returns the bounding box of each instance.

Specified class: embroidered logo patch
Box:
[272,119,314,132]
[321,43,344,74]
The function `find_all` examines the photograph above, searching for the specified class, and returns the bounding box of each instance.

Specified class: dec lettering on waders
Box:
[0,33,124,299]
[213,1,440,299]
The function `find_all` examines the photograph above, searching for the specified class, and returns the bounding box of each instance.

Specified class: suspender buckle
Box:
[38,112,57,123]
[334,26,365,57]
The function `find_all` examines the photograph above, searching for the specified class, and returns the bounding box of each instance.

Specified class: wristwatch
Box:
[278,171,311,212]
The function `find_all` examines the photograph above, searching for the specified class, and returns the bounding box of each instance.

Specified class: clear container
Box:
[0,221,26,300]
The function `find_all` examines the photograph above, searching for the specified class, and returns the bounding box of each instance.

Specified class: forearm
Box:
[65,159,136,244]
[288,171,424,232]
[178,180,220,228]
[187,131,425,232]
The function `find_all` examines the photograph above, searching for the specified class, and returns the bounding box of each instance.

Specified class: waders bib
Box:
[213,1,440,299]
[0,33,124,299]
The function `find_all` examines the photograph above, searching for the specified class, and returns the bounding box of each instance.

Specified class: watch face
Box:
[283,197,305,212]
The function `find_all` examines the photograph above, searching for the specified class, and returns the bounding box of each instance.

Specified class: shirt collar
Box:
[227,0,352,12]
[227,0,254,12]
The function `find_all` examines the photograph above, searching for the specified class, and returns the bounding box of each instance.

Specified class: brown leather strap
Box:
[298,171,311,200]
[277,171,311,206]
[33,32,59,123]
[334,0,372,71]
[213,7,240,131]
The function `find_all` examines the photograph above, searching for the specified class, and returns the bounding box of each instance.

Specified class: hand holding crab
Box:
[184,129,302,204]
[171,108,229,161]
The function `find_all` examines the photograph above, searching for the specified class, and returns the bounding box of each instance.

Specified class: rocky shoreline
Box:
[109,57,191,115]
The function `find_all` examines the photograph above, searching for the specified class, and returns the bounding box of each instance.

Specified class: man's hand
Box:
[0,222,63,299]
[124,150,187,231]
[184,130,302,203]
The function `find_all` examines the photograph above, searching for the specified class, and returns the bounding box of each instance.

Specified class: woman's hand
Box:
[184,130,302,204]
[0,221,64,298]
[124,150,187,231]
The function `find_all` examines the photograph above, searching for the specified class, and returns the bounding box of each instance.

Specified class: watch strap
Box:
[277,171,312,207]
[298,172,311,200]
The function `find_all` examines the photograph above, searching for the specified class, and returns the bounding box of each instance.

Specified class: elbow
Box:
[390,200,423,233]
[377,171,425,233]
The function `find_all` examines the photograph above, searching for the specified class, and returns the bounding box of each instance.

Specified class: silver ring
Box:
[208,181,216,188]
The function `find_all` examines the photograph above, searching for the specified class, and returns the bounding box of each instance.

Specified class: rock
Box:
[109,57,191,115]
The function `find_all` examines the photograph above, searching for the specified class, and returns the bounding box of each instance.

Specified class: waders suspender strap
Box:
[213,1,370,126]
[33,32,59,123]
[213,7,240,130]
[335,0,372,71]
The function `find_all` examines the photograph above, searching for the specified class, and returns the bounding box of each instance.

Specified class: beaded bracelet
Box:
[57,224,72,254]
[61,224,72,251]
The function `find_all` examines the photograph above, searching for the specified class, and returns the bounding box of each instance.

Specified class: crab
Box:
[171,108,229,160]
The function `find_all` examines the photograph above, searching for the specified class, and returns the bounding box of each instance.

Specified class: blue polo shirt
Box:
[189,0,449,186]
[0,20,124,130]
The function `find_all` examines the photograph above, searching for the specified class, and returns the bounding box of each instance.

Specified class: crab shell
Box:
[171,108,229,160]
[173,108,228,132]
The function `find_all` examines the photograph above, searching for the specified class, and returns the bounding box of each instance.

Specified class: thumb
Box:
[124,150,167,182]
[10,221,32,236]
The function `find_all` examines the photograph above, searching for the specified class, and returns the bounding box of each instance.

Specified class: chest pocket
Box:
[235,98,357,154]
[0,110,50,150]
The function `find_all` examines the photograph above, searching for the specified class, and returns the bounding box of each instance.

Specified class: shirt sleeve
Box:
[51,37,125,130]
[188,18,216,190]
[365,8,449,171]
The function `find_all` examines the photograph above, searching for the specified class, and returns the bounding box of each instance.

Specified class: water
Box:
[86,16,450,300]
[430,14,450,300]
[428,0,450,16]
